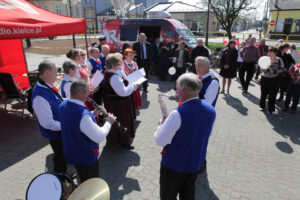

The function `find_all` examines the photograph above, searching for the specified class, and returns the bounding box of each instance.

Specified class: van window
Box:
[177,29,197,44]
[120,26,138,41]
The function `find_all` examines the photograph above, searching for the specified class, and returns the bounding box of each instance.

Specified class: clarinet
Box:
[86,97,127,134]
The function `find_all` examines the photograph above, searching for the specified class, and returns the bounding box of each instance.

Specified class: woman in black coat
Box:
[219,40,238,94]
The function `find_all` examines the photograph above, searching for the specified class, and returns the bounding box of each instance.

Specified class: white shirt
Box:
[107,69,136,96]
[32,82,61,131]
[62,74,73,98]
[154,97,199,147]
[141,42,147,59]
[75,64,81,79]
[68,98,112,144]
[237,48,244,62]
[85,57,98,72]
[201,72,220,105]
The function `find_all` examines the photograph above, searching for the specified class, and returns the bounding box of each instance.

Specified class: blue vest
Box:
[199,74,220,107]
[99,54,106,70]
[89,58,102,75]
[60,80,72,98]
[161,100,216,173]
[32,82,62,140]
[59,100,99,165]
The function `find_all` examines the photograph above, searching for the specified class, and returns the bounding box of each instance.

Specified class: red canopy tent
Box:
[0,0,87,89]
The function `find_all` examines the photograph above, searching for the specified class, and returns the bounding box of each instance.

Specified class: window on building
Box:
[120,26,138,41]
[86,0,92,4]
[56,5,61,14]
[85,8,95,18]
[295,19,300,33]
[76,5,80,17]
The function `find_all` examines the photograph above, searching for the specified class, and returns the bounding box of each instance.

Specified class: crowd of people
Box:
[30,31,299,199]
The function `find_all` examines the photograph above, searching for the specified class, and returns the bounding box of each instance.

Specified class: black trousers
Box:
[49,139,67,173]
[259,76,279,113]
[255,66,261,79]
[278,72,291,100]
[239,62,256,91]
[93,86,104,105]
[174,67,186,81]
[75,161,99,183]
[160,166,198,200]
[138,59,151,90]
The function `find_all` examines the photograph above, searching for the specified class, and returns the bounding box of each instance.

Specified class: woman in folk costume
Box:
[122,48,142,109]
[78,49,91,79]
[103,53,138,150]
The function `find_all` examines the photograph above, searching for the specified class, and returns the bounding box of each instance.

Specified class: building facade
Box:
[268,0,300,38]
[30,0,83,18]
[144,2,219,33]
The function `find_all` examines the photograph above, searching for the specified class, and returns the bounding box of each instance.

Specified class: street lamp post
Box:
[68,0,76,48]
[205,0,210,47]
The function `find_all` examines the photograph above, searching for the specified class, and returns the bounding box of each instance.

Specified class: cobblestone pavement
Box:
[0,54,300,200]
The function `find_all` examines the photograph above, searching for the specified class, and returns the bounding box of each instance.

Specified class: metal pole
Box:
[274,10,280,33]
[205,0,210,47]
[94,0,98,33]
[68,0,76,48]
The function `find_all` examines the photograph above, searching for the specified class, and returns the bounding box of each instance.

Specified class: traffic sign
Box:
[270,21,275,26]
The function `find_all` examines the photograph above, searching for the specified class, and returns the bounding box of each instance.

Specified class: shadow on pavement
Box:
[98,145,141,200]
[222,95,248,116]
[242,91,260,105]
[140,92,150,110]
[195,169,219,200]
[262,110,300,153]
[0,111,48,172]
[275,141,294,154]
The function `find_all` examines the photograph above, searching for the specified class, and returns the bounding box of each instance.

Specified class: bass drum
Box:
[26,173,75,200]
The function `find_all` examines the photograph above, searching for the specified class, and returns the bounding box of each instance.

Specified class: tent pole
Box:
[85,34,89,58]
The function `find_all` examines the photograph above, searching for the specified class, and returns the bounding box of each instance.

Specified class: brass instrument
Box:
[86,97,127,134]
[68,178,110,200]
[158,93,170,119]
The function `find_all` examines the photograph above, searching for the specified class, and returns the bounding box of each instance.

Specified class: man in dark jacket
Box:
[174,41,190,80]
[191,39,209,73]
[133,33,152,92]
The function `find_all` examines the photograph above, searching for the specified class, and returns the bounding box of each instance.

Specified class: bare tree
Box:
[199,0,255,39]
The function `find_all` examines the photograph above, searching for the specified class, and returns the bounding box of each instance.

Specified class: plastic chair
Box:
[0,73,29,118]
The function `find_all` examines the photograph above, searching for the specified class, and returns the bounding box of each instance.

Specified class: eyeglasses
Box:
[80,54,86,56]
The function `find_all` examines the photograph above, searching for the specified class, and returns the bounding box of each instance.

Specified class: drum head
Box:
[26,173,62,200]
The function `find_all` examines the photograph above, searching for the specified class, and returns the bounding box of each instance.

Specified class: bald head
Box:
[197,39,203,46]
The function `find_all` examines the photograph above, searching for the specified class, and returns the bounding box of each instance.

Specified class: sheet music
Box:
[90,70,104,89]
[126,70,147,85]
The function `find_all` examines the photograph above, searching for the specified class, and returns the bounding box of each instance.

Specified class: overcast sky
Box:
[170,0,269,20]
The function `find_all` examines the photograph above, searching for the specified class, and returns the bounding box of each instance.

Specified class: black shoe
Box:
[121,143,134,150]
[143,89,148,93]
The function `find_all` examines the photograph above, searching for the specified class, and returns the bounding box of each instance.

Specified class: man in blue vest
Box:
[59,79,116,183]
[86,47,102,75]
[154,73,216,200]
[99,44,110,70]
[86,47,104,105]
[32,60,67,173]
[195,56,220,107]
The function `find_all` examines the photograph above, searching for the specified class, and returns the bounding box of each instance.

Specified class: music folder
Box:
[126,69,147,85]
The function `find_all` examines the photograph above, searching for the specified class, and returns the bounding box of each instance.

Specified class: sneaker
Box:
[259,108,266,111]
[269,111,277,115]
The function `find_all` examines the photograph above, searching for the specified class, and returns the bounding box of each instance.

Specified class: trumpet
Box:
[158,93,170,119]
[86,97,127,134]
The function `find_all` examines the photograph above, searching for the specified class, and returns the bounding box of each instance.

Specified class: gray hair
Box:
[195,56,210,67]
[90,47,99,54]
[177,73,202,93]
[38,60,56,76]
[62,59,77,74]
[70,79,89,96]
[101,45,110,51]
[139,33,146,37]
